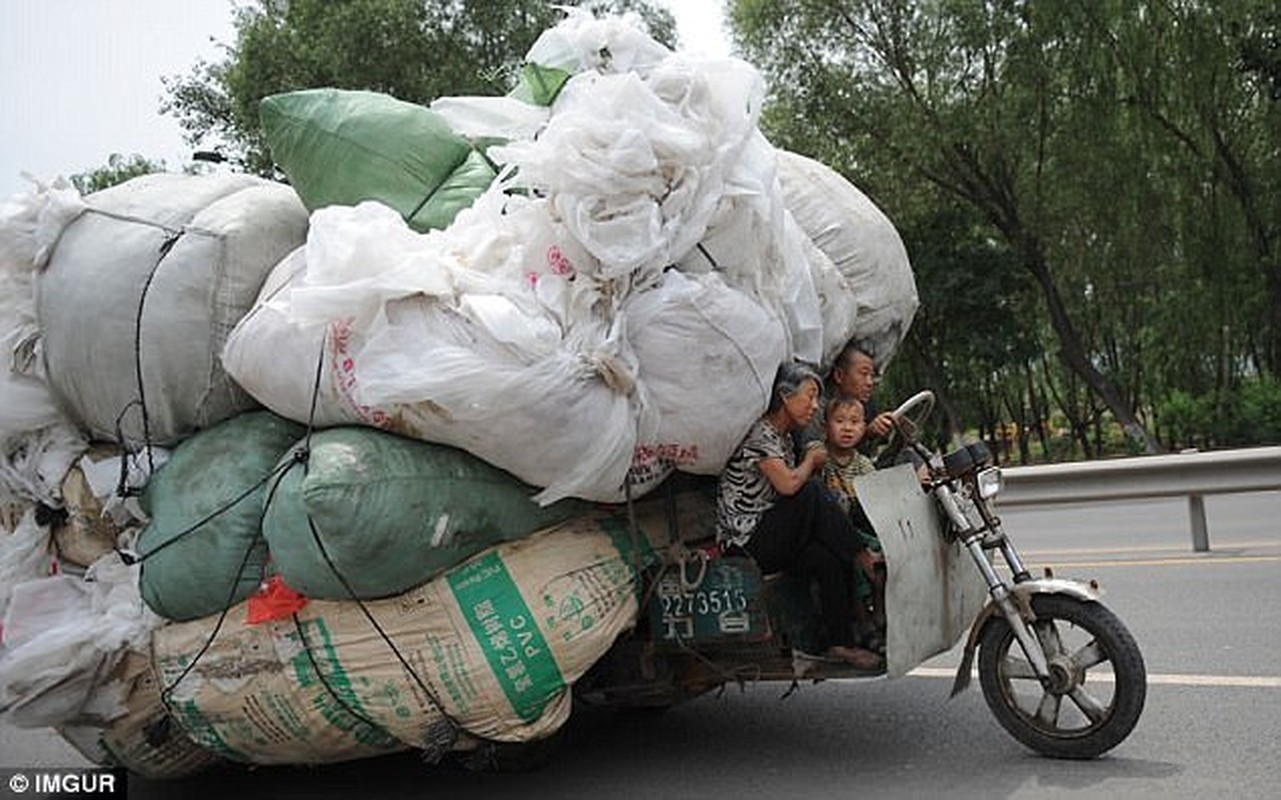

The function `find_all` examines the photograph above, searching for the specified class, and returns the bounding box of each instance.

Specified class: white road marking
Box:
[908,666,1281,688]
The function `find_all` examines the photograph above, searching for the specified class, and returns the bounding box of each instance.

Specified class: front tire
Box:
[978,594,1146,759]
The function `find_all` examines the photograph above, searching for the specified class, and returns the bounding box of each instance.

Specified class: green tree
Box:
[732,0,1166,453]
[71,153,166,194]
[731,0,1280,456]
[162,0,676,176]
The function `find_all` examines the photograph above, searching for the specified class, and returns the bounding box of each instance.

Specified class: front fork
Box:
[934,482,1052,684]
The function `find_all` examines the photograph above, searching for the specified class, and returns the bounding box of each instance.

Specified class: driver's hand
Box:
[868,412,895,439]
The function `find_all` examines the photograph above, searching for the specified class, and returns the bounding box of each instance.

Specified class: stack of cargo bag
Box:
[0,7,919,777]
[0,170,312,777]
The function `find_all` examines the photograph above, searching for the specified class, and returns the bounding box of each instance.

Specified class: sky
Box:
[0,0,731,201]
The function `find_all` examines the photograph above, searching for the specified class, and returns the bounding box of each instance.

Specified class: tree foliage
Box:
[730,0,1281,458]
[162,0,676,175]
[71,153,167,194]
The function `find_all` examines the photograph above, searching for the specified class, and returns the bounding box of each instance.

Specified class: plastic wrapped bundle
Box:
[37,173,309,446]
[775,150,918,366]
[223,202,651,505]
[151,518,641,762]
[261,426,585,599]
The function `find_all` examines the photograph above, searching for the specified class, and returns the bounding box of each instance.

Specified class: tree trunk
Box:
[1264,260,1281,375]
[1019,236,1163,454]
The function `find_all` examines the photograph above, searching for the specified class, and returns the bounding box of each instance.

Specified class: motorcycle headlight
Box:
[976,466,1004,499]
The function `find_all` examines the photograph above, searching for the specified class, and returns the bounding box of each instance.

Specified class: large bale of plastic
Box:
[36,173,309,446]
[152,518,642,762]
[224,206,791,500]
[135,411,305,622]
[59,651,221,780]
[222,201,651,505]
[261,426,586,599]
[261,88,497,232]
[775,150,918,365]
[624,270,786,482]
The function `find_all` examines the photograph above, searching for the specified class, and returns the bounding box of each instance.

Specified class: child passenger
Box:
[820,393,887,653]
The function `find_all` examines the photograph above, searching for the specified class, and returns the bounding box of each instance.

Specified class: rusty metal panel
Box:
[854,465,989,678]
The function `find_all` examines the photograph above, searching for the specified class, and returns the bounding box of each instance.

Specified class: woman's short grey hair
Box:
[767,360,823,413]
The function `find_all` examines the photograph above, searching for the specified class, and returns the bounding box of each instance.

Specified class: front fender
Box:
[949,578,1103,697]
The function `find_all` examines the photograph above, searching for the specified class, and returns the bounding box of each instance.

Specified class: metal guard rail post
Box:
[995,446,1281,552]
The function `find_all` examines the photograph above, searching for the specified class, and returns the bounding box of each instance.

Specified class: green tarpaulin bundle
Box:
[137,411,306,621]
[260,88,497,232]
[261,426,584,600]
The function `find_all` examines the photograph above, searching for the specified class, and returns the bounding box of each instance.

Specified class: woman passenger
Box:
[715,361,884,671]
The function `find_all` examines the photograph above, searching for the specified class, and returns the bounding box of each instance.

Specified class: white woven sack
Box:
[625,270,786,483]
[775,150,918,365]
[37,173,309,446]
[219,247,350,428]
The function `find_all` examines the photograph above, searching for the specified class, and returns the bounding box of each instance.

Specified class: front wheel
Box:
[978,594,1146,759]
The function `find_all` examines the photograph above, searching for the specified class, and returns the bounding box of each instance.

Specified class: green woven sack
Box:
[137,412,307,621]
[508,63,572,106]
[260,88,497,232]
[261,427,586,600]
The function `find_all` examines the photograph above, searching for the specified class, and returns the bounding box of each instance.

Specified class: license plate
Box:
[647,556,771,644]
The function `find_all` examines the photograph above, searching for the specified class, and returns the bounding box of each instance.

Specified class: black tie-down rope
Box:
[134,331,325,737]
[111,227,186,495]
[143,454,298,702]
[151,334,461,757]
[276,336,461,757]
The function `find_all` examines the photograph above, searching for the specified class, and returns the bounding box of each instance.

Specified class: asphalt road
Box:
[4,491,1279,799]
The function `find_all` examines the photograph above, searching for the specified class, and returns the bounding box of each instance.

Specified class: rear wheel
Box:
[978,594,1146,759]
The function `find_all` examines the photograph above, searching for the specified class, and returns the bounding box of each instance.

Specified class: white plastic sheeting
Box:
[776,149,919,367]
[0,178,90,505]
[225,10,918,505]
[0,551,161,728]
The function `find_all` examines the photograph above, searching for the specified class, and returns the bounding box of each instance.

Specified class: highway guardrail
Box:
[997,446,1281,551]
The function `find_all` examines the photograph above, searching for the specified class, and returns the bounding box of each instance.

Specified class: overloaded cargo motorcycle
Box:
[573,390,1147,761]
